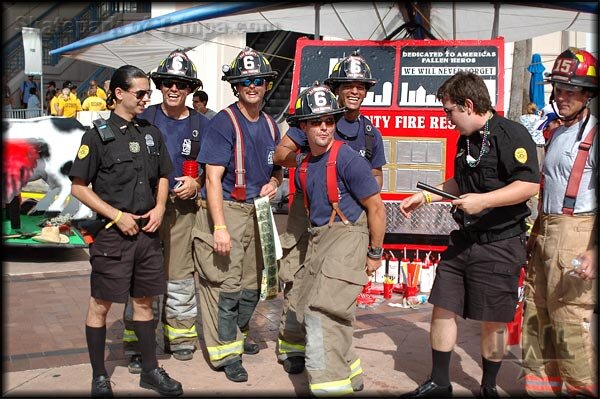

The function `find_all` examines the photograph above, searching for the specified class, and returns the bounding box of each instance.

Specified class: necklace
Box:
[466,112,492,167]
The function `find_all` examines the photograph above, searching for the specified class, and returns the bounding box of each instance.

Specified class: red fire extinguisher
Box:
[506,266,526,346]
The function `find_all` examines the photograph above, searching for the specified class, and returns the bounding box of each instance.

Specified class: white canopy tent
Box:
[50,2,597,72]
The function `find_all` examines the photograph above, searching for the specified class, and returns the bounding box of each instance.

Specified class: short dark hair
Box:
[47,81,56,87]
[193,90,208,103]
[436,71,492,115]
[29,87,37,95]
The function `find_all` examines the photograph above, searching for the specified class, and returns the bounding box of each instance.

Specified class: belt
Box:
[536,144,545,148]
[461,222,525,244]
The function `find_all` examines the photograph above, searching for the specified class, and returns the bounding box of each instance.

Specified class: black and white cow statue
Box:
[3,116,94,220]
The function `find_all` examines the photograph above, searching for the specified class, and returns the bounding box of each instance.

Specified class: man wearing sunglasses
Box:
[192,47,282,382]
[273,51,386,376]
[522,48,598,398]
[287,82,385,396]
[119,50,207,371]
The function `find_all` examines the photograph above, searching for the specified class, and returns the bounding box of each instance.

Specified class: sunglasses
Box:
[307,117,336,127]
[442,104,462,114]
[126,89,153,100]
[239,78,265,87]
[161,80,190,90]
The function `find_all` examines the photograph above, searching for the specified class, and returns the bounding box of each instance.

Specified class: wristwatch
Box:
[367,246,384,260]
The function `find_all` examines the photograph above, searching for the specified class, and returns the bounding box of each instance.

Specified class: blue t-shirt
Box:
[285,115,386,168]
[139,106,208,189]
[20,80,38,104]
[199,103,281,203]
[295,142,379,226]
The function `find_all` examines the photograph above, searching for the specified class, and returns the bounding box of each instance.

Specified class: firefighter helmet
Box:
[324,50,378,91]
[222,47,278,84]
[546,47,598,91]
[150,49,202,91]
[286,81,346,127]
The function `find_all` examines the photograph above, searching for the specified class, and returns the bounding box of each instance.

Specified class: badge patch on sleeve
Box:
[514,148,527,164]
[77,144,89,159]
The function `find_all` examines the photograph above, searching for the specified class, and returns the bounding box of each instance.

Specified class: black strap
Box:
[336,115,375,161]
[144,104,201,160]
[362,115,375,161]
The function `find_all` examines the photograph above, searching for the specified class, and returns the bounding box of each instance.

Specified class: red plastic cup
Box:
[383,283,393,299]
[405,286,418,298]
[182,160,199,178]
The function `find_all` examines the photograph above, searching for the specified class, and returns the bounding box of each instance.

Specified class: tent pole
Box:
[314,3,320,39]
[491,2,500,39]
[452,2,456,40]
[40,75,44,117]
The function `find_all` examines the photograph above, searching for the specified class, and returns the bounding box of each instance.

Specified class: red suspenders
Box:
[298,140,349,226]
[541,124,597,215]
[222,105,276,201]
[561,125,597,215]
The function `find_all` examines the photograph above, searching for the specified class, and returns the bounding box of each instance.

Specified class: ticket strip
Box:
[255,195,280,300]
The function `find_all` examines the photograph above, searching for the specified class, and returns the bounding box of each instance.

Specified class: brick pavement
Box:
[2,262,529,397]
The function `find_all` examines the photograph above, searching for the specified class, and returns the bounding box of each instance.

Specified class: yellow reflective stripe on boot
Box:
[310,378,354,397]
[123,329,138,343]
[163,324,198,341]
[207,339,244,361]
[278,338,305,354]
[349,358,363,379]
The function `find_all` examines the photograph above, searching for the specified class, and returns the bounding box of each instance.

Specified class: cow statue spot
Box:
[3,116,94,220]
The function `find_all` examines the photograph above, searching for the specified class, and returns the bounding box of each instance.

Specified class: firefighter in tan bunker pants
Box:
[522,47,598,397]
[192,48,282,383]
[288,82,386,396]
[273,51,386,375]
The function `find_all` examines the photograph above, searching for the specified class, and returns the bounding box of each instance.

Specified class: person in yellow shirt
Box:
[57,82,82,118]
[50,89,61,116]
[89,80,107,101]
[82,87,107,111]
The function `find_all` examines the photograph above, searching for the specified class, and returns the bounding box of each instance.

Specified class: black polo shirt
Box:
[453,111,540,232]
[69,112,173,214]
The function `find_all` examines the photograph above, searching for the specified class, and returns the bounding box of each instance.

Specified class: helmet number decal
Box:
[553,58,576,75]
[349,59,363,74]
[172,56,184,72]
[313,91,328,107]
[243,56,256,71]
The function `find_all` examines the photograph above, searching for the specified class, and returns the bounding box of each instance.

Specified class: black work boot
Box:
[91,375,114,397]
[282,356,305,374]
[140,367,183,396]
[480,385,499,397]
[223,360,249,382]
[400,378,453,398]
[243,338,259,355]
[172,348,194,361]
[127,355,142,374]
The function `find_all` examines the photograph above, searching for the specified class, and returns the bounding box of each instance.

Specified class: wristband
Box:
[214,225,227,232]
[422,191,432,204]
[105,210,123,229]
[367,246,384,260]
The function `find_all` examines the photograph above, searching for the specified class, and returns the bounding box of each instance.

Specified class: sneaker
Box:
[353,382,364,392]
[223,360,248,382]
[127,355,142,374]
[140,367,183,396]
[480,385,499,397]
[282,356,305,374]
[400,378,453,398]
[91,375,114,397]
[243,338,260,355]
[172,348,194,361]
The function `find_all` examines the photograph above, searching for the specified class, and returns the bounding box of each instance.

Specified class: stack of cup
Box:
[182,160,199,178]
